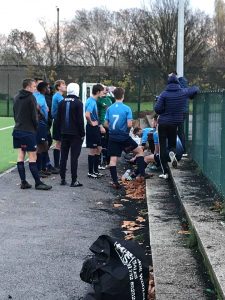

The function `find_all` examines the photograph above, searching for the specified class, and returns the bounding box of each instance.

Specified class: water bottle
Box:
[122,169,132,181]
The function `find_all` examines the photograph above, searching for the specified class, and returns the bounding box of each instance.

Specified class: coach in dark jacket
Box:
[155,74,199,178]
[57,83,85,187]
[13,78,52,190]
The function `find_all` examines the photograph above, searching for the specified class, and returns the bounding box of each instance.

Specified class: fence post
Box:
[185,105,189,152]
[7,73,10,117]
[220,92,225,196]
[191,98,196,159]
[203,93,209,174]
[137,75,141,118]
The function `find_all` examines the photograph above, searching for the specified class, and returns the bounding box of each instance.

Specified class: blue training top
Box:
[85,97,98,122]
[105,102,133,141]
[34,92,48,121]
[142,127,155,144]
[52,92,64,119]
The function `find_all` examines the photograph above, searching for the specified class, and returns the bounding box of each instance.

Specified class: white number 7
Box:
[112,114,119,129]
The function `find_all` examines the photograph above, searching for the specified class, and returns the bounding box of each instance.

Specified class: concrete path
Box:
[0,149,120,300]
[146,175,209,300]
[170,158,225,300]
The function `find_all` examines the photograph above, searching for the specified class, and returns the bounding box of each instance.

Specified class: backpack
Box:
[80,235,149,300]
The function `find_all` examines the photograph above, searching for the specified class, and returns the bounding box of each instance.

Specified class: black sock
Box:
[29,162,41,185]
[36,153,42,171]
[88,155,95,174]
[53,149,60,168]
[134,162,147,177]
[94,155,100,173]
[134,168,140,176]
[17,161,26,183]
[42,152,48,170]
[136,156,145,176]
[110,166,118,183]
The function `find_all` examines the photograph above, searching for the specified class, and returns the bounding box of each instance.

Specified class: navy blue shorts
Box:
[52,119,61,141]
[13,130,37,152]
[86,124,101,148]
[108,136,138,157]
[36,120,48,144]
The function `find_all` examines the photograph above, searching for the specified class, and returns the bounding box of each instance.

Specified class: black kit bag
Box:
[80,235,149,300]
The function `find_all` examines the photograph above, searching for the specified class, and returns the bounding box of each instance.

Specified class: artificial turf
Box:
[0,117,17,172]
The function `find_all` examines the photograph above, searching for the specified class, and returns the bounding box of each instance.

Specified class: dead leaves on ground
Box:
[121,219,146,240]
[136,216,146,223]
[121,178,146,200]
[210,201,223,213]
[148,271,155,300]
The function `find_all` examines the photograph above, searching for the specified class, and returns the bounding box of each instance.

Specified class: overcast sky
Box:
[0,0,214,41]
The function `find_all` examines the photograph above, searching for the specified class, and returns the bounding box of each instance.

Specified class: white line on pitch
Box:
[0,125,14,131]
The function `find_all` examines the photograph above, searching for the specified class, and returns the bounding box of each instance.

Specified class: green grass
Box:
[126,101,153,112]
[0,117,14,127]
[0,99,14,117]
[0,117,17,172]
[0,102,153,172]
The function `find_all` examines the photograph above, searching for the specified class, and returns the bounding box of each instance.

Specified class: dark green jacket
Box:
[97,96,113,125]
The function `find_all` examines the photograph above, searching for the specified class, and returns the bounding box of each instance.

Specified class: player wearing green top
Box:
[97,87,114,168]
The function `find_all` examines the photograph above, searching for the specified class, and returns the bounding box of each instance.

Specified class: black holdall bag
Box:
[80,235,149,300]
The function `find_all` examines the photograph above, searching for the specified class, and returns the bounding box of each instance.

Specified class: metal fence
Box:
[0,65,160,117]
[191,91,225,197]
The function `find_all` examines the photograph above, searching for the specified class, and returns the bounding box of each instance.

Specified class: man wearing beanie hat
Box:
[57,82,85,187]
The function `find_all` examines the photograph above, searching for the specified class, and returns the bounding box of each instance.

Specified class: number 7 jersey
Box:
[105,102,133,141]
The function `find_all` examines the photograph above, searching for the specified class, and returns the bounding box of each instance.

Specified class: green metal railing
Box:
[191,91,225,197]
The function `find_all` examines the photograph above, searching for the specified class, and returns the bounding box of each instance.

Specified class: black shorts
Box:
[52,119,61,141]
[101,128,109,150]
[36,120,48,144]
[12,130,37,152]
[108,136,138,157]
[86,124,101,148]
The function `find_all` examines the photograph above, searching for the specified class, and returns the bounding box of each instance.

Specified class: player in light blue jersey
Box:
[105,87,150,189]
[85,84,105,179]
[51,80,67,170]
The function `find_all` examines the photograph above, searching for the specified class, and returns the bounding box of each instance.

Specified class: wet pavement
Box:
[0,149,120,300]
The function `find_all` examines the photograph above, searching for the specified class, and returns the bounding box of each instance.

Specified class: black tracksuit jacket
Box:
[13,89,38,133]
[57,95,85,139]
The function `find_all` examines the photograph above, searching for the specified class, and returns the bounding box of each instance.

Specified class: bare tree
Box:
[6,29,40,64]
[213,0,225,63]
[39,20,58,66]
[62,8,120,66]
[116,1,212,77]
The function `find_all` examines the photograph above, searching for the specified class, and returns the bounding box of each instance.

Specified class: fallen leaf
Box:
[178,230,190,235]
[128,226,141,231]
[136,216,146,223]
[113,203,123,208]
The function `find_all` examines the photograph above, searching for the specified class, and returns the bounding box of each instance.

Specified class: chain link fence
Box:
[191,91,225,197]
[0,65,161,118]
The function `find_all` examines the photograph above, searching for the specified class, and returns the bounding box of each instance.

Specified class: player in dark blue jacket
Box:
[105,87,149,189]
[155,73,199,179]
